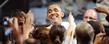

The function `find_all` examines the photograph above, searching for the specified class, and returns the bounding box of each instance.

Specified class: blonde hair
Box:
[76,21,94,44]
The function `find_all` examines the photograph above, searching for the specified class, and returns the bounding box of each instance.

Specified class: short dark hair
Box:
[106,15,109,22]
[47,2,59,7]
[32,27,51,44]
[49,25,66,44]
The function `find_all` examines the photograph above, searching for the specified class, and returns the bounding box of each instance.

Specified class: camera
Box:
[3,18,9,27]
[1,17,13,37]
[2,17,13,27]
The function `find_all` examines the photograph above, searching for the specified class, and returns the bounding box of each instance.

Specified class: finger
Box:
[96,6,109,15]
[12,17,19,30]
[68,12,75,24]
[21,11,26,16]
[13,17,18,24]
[96,33,106,37]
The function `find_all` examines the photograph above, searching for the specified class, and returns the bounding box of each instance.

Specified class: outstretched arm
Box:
[66,12,76,38]
[95,6,109,15]
[62,12,76,44]
[94,33,106,44]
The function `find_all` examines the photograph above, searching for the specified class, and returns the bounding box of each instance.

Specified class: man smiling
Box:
[46,3,76,44]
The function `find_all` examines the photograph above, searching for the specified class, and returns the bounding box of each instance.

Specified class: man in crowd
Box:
[83,9,97,22]
[93,5,109,44]
[76,21,94,44]
[46,3,76,44]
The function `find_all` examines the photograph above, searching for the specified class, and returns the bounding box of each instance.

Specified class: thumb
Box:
[8,17,19,30]
[13,17,19,30]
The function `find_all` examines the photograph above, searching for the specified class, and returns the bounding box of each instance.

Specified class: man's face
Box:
[47,4,64,25]
[83,9,97,22]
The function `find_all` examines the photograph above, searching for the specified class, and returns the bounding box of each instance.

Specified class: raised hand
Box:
[95,6,109,15]
[68,12,74,25]
[68,12,76,30]
[94,33,106,44]
[8,17,23,44]
[63,12,76,44]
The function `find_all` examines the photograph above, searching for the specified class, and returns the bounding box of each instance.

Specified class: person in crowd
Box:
[1,16,23,44]
[82,7,106,44]
[46,3,76,44]
[49,25,66,44]
[31,27,52,44]
[14,10,34,41]
[76,21,94,44]
[88,21,105,42]
[93,6,109,44]
[83,9,97,22]
[2,10,34,44]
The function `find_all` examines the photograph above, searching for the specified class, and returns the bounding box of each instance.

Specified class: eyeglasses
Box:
[84,16,96,20]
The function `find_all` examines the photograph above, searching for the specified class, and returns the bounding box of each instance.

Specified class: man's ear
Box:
[61,12,64,17]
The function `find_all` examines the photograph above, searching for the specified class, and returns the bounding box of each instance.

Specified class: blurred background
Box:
[29,0,109,25]
[0,0,109,25]
[29,0,93,25]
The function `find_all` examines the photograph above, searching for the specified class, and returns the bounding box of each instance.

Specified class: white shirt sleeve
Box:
[61,22,69,30]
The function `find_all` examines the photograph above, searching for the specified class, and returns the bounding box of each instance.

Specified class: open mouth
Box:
[18,18,25,25]
[18,21,23,25]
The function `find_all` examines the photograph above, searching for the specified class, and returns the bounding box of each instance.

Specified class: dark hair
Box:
[88,21,105,41]
[47,2,58,7]
[49,25,66,44]
[106,15,109,22]
[104,14,109,36]
[1,10,26,17]
[92,0,103,3]
[88,21,104,34]
[104,25,109,36]
[32,27,51,44]
[47,2,59,7]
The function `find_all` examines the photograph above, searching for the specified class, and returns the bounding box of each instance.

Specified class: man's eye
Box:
[54,8,58,12]
[48,9,52,13]
[84,16,88,19]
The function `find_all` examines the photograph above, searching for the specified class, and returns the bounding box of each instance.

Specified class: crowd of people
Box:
[0,0,109,44]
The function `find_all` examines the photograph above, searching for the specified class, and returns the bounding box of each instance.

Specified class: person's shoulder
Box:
[61,22,69,26]
[61,22,69,29]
